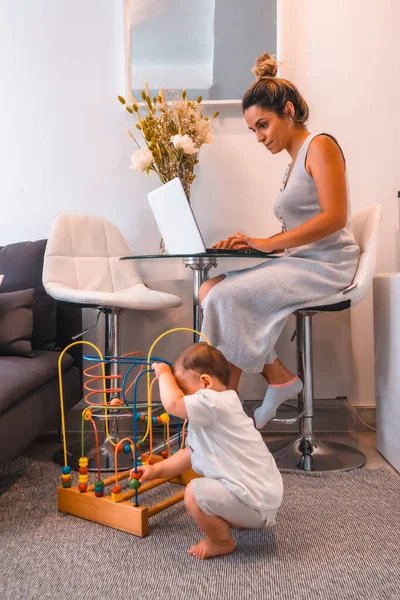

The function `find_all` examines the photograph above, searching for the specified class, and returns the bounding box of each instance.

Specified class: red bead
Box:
[147,458,153,465]
[161,451,168,459]
[79,467,88,474]
[112,485,121,494]
[116,443,124,453]
[78,484,87,493]
[130,472,141,480]
[157,416,162,424]
[95,491,104,497]
[139,415,145,422]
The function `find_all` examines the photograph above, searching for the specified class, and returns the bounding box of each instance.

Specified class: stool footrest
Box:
[270,409,306,425]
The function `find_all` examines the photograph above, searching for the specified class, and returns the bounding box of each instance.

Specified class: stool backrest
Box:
[43,213,143,294]
[349,204,382,305]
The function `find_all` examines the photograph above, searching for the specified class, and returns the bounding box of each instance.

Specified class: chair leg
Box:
[270,311,366,472]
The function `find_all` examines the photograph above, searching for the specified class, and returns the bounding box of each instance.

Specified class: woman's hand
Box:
[213,232,278,253]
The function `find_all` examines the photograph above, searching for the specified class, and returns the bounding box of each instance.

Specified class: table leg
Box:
[183,257,218,342]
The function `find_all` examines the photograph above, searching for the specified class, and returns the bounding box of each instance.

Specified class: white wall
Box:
[279,0,400,405]
[1,0,398,404]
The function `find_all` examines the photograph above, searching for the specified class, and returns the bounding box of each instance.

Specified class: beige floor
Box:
[328,431,399,477]
[23,430,399,478]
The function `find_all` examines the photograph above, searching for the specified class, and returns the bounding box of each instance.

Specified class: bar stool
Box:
[270,204,382,471]
[43,213,182,471]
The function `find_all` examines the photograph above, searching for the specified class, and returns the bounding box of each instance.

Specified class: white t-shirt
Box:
[184,389,283,511]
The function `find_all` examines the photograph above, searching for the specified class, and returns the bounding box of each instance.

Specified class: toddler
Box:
[135,343,283,560]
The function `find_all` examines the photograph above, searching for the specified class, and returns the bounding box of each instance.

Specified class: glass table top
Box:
[121,251,282,260]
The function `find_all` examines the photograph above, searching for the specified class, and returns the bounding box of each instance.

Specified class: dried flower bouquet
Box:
[118,84,218,200]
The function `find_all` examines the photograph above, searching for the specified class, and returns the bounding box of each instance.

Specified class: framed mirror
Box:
[124,0,277,105]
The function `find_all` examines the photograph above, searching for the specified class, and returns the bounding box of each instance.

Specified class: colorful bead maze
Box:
[57,329,207,537]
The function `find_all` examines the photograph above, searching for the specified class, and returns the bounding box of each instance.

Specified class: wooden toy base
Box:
[58,454,200,537]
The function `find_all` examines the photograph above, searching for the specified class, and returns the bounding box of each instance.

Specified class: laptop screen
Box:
[147,178,207,254]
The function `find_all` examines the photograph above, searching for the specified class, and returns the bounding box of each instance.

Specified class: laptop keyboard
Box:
[205,248,270,256]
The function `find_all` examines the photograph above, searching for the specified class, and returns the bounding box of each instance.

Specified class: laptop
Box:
[147,177,276,257]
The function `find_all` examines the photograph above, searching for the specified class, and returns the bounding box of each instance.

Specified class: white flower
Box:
[170,134,198,155]
[203,124,213,144]
[129,148,154,171]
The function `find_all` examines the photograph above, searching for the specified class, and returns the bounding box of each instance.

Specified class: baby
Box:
[135,343,283,560]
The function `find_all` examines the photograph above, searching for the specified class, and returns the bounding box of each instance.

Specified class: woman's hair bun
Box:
[251,52,278,79]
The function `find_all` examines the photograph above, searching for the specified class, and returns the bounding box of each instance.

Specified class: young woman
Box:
[199,52,359,429]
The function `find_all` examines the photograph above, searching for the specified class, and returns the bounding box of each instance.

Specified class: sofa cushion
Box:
[0,349,74,415]
[0,289,35,357]
[0,240,57,350]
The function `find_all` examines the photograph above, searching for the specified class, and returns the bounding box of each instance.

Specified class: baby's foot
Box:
[188,537,236,560]
[254,376,303,429]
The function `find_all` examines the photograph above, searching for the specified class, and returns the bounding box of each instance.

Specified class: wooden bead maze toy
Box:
[57,329,207,537]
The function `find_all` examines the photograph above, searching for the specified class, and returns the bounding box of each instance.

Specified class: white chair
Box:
[43,213,182,470]
[270,204,382,471]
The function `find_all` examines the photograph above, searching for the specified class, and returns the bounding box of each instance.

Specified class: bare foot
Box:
[188,537,236,560]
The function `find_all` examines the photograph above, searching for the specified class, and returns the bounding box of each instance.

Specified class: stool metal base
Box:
[53,434,135,472]
[267,436,366,472]
[54,410,136,472]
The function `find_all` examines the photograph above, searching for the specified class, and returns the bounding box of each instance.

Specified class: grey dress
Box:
[201,132,360,373]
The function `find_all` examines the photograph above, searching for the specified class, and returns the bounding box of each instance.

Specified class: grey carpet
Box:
[0,458,399,600]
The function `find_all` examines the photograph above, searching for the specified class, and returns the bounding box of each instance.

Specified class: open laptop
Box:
[147,177,276,257]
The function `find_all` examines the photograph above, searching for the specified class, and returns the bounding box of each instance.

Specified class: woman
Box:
[199,53,360,429]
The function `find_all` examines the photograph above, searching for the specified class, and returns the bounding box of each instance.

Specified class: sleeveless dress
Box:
[200,132,360,373]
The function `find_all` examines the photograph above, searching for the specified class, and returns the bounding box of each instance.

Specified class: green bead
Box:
[129,479,141,490]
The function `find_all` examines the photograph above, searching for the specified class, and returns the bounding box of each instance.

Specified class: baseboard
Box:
[60,398,376,435]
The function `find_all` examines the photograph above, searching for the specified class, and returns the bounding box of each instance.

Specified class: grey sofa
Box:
[0,239,82,466]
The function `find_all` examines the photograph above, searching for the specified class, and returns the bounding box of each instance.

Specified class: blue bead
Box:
[135,413,141,421]
[123,444,131,454]
[61,466,71,474]
[152,417,157,424]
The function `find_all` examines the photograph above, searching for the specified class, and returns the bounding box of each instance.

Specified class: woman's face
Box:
[244,105,290,154]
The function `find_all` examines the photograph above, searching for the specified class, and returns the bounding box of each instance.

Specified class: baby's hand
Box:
[130,465,157,483]
[152,362,172,378]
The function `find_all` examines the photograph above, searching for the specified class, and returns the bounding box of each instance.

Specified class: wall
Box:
[1,0,398,405]
[279,0,400,405]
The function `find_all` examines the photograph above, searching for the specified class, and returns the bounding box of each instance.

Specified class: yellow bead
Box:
[160,413,170,424]
[79,457,88,468]
[78,474,88,483]
[84,410,92,420]
[111,491,123,503]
